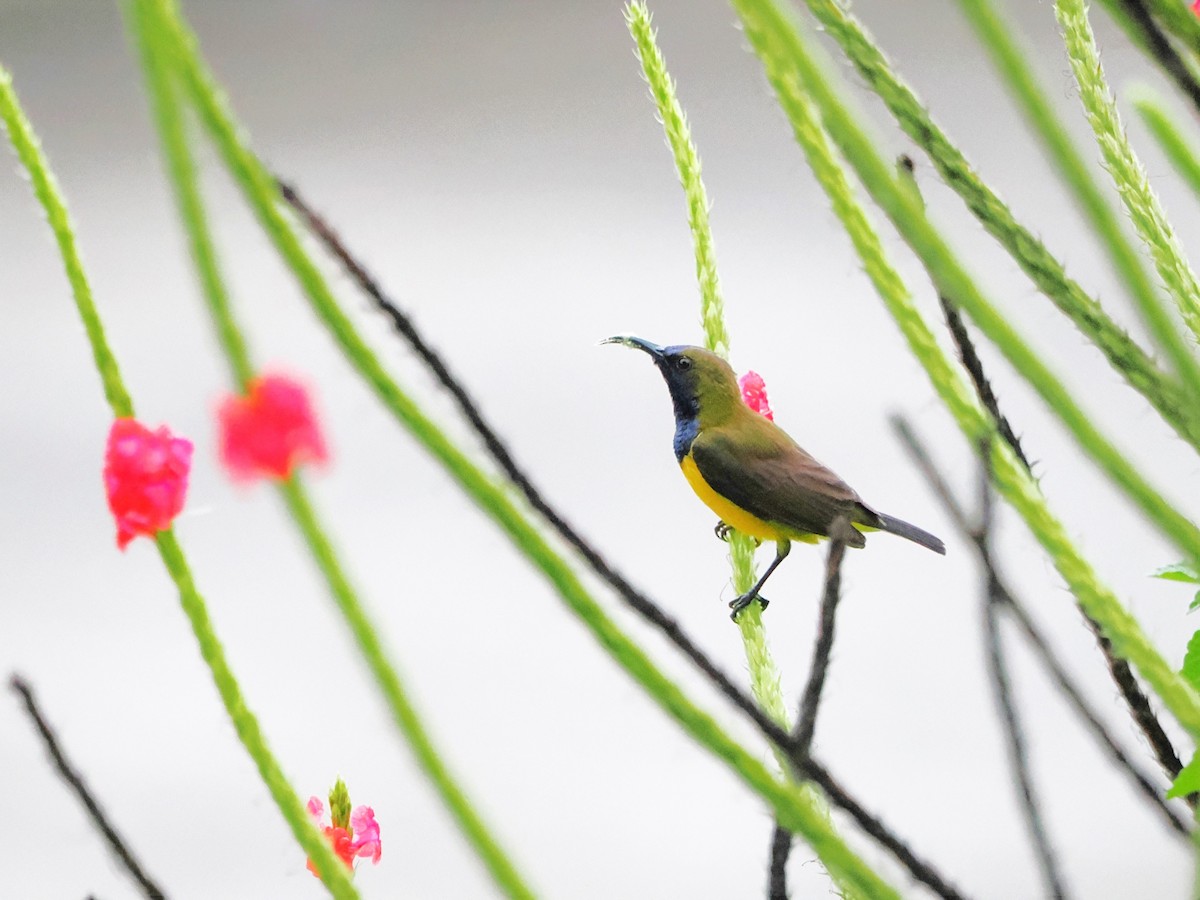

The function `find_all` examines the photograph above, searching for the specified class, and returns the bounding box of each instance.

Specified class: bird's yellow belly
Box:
[680,453,801,542]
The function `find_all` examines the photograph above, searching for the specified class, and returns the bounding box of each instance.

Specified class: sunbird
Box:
[604,336,945,616]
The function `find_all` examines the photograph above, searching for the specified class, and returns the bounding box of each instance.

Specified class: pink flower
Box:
[1193,0,1199,16]
[349,807,382,864]
[218,374,327,482]
[738,370,774,421]
[103,418,193,549]
[305,786,382,876]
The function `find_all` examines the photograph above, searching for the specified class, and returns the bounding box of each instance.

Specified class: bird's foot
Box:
[729,593,769,621]
[714,522,762,547]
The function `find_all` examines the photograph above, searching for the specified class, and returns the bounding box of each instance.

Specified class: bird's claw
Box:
[728,593,769,621]
[714,522,762,547]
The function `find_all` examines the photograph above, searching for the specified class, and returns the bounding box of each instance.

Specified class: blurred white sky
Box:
[3,0,1200,897]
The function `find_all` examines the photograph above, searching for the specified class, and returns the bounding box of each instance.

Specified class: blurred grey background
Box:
[3,0,1200,896]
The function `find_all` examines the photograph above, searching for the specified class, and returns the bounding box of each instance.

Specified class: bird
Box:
[603,336,945,618]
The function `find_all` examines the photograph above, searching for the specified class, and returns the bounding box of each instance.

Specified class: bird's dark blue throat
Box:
[651,347,701,462]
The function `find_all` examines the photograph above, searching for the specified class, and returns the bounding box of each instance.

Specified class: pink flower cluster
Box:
[103,419,193,549]
[218,374,328,482]
[306,796,382,875]
[738,370,774,421]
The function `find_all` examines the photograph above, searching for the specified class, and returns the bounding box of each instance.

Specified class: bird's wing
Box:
[690,423,876,538]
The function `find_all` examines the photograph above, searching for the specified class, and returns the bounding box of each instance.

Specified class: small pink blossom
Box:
[218,373,327,482]
[103,418,193,549]
[738,370,774,421]
[1193,0,1199,16]
[349,807,382,864]
[306,784,381,876]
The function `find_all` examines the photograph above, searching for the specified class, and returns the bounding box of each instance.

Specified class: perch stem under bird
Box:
[603,336,945,618]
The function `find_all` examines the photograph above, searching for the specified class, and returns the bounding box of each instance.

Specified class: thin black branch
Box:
[769,523,853,899]
[767,824,792,900]
[976,459,1070,899]
[10,674,167,900]
[937,297,1191,803]
[938,296,1029,472]
[1080,614,1189,789]
[893,417,1190,837]
[1113,0,1200,117]
[280,178,971,900]
[795,523,852,753]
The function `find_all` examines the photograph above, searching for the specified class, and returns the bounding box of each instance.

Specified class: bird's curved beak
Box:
[601,335,665,360]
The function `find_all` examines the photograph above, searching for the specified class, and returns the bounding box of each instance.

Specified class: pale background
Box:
[3,0,1200,897]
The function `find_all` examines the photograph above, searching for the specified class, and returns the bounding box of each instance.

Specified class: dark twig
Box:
[795,522,853,752]
[767,825,792,900]
[1113,0,1200,117]
[976,457,1070,899]
[937,296,1190,802]
[769,522,853,898]
[938,296,1029,471]
[280,178,971,900]
[10,675,168,900]
[893,418,1191,837]
[1081,615,1189,789]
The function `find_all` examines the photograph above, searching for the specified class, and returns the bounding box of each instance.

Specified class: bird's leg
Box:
[729,539,791,620]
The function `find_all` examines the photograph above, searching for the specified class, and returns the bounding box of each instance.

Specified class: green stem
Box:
[628,10,849,894]
[795,0,1200,448]
[144,2,898,892]
[0,70,134,418]
[626,1,730,358]
[732,0,1200,742]
[154,532,358,895]
[1057,0,1200,348]
[1132,88,1200,204]
[127,6,538,894]
[954,0,1200,422]
[629,0,790,761]
[0,64,357,899]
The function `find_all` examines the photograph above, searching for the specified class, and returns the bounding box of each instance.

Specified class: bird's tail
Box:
[875,513,946,555]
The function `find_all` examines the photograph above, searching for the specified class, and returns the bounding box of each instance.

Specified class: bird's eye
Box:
[675,357,692,370]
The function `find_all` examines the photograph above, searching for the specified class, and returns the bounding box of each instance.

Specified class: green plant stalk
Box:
[127,7,537,895]
[955,0,1200,423]
[1133,88,1200,203]
[731,0,1200,742]
[795,0,1200,448]
[628,10,848,891]
[1057,0,1200,347]
[144,3,899,893]
[0,65,357,898]
[626,0,790,757]
[738,0,1200,565]
[625,2,730,360]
